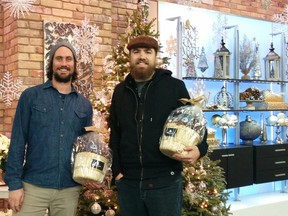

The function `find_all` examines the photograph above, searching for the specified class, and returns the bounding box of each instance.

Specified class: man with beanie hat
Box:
[109,35,208,216]
[4,40,93,216]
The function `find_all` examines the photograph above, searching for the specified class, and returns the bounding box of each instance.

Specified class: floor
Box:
[1,187,288,216]
[228,191,288,216]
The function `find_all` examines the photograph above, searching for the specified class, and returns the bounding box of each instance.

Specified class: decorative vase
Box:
[221,128,228,147]
[240,115,261,144]
[243,100,255,110]
[259,114,267,143]
[240,68,251,80]
[274,126,283,144]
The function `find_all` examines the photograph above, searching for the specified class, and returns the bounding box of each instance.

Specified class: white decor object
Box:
[1,0,35,18]
[264,43,280,81]
[0,72,23,107]
[182,19,199,77]
[212,14,228,47]
[72,17,100,65]
[214,38,231,78]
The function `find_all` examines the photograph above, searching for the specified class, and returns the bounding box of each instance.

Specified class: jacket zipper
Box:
[127,80,153,184]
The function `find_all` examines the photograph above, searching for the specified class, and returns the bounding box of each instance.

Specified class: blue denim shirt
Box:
[4,81,93,191]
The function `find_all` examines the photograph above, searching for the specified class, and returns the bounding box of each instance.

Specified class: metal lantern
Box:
[264,42,280,81]
[214,38,231,79]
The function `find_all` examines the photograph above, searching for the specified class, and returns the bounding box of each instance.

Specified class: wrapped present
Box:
[159,104,207,158]
[71,127,112,184]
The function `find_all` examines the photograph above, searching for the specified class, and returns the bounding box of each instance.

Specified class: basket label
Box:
[164,128,177,137]
[91,159,105,171]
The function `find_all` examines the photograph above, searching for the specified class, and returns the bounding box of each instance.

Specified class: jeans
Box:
[116,176,182,216]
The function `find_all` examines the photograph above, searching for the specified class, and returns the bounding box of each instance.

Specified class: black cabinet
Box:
[253,142,288,184]
[209,145,253,189]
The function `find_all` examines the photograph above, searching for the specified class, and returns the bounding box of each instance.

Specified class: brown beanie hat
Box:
[127,35,159,52]
[48,40,77,64]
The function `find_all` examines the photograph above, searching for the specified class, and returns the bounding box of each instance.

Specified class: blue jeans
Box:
[116,176,182,216]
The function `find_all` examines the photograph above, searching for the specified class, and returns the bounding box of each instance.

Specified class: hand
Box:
[8,188,24,213]
[172,145,200,164]
[84,181,105,190]
[115,173,123,180]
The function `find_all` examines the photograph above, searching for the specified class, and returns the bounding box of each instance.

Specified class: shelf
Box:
[183,76,287,84]
[203,109,288,112]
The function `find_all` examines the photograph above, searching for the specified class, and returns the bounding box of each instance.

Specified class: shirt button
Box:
[170,171,175,175]
[60,108,63,111]
[60,134,63,137]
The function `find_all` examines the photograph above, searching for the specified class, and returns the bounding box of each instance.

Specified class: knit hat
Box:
[127,35,159,52]
[48,40,77,63]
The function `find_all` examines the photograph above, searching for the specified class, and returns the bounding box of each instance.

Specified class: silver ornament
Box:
[91,202,101,214]
[105,209,116,216]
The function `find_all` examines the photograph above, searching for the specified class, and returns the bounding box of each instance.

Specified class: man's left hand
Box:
[172,145,200,164]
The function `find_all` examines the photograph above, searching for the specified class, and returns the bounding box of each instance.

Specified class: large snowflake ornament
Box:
[212,14,228,47]
[1,0,35,19]
[72,17,100,65]
[0,72,23,106]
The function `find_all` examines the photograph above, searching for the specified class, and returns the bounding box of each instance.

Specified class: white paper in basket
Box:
[159,104,207,158]
[71,128,112,184]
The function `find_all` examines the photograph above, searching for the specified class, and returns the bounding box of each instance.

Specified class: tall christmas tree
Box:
[77,1,231,215]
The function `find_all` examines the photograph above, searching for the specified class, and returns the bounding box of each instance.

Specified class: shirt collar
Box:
[43,80,78,95]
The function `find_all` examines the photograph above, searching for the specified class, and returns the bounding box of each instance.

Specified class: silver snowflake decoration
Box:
[0,72,23,106]
[272,5,288,36]
[1,0,35,19]
[212,14,228,47]
[72,17,100,65]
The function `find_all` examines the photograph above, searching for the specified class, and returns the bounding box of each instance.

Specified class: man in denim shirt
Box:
[4,40,93,216]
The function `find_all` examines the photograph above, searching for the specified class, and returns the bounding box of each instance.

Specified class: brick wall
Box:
[0,0,285,136]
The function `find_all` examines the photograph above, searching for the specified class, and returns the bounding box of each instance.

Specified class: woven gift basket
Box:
[159,101,207,158]
[71,127,112,184]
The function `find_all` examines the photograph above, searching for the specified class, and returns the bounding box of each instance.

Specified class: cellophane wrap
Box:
[159,105,207,158]
[71,131,112,184]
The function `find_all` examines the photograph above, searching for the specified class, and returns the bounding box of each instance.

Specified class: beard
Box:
[53,71,73,83]
[130,61,155,81]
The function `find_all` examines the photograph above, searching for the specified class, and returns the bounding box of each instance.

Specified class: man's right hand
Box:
[115,173,123,180]
[8,188,24,213]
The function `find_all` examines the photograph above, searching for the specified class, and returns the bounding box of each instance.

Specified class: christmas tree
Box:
[77,1,231,215]
[182,154,231,216]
